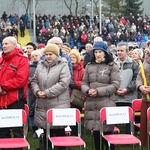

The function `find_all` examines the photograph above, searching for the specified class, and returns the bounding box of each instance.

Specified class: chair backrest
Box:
[148,108,150,121]
[100,106,134,134]
[22,109,27,125]
[47,108,81,138]
[100,106,133,123]
[147,107,150,133]
[0,109,27,127]
[24,104,29,117]
[132,99,142,112]
[47,108,81,125]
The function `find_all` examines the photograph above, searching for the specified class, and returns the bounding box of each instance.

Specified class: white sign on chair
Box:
[53,108,76,126]
[106,107,129,124]
[0,109,22,127]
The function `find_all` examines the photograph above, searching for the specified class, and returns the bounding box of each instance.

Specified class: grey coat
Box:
[31,57,71,129]
[136,60,150,102]
[81,62,120,132]
[114,56,139,103]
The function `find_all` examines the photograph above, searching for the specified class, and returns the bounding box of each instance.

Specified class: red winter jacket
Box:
[0,48,29,108]
[72,61,85,90]
[81,33,87,43]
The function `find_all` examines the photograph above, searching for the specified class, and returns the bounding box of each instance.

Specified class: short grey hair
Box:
[93,36,103,44]
[31,50,42,57]
[47,37,63,45]
[117,42,128,52]
[4,36,17,45]
[85,43,93,48]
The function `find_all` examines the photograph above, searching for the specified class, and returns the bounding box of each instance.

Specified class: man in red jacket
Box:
[0,36,29,150]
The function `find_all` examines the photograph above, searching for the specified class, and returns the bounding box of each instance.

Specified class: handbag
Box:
[71,89,84,108]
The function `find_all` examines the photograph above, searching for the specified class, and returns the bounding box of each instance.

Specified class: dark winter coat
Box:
[27,61,38,116]
[81,62,120,132]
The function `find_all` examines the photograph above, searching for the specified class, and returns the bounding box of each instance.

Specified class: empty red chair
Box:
[46,108,86,150]
[0,109,30,149]
[100,106,141,150]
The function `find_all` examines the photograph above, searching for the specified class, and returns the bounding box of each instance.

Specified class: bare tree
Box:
[63,0,73,15]
[93,0,99,15]
[75,0,78,16]
[12,0,39,14]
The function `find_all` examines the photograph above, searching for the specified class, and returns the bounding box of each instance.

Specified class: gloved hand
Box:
[69,80,77,89]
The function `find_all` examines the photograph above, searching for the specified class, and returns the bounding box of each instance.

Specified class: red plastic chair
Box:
[24,104,29,116]
[100,107,141,150]
[24,104,29,138]
[46,108,86,150]
[147,107,150,150]
[132,99,142,128]
[0,109,30,149]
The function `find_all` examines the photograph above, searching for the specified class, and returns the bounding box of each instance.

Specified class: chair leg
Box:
[91,130,94,150]
[148,134,150,150]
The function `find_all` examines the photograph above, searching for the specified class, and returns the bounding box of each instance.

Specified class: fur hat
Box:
[43,44,60,56]
[62,45,71,53]
[133,48,143,59]
[69,50,81,64]
[37,43,45,49]
[26,42,37,50]
[93,41,109,54]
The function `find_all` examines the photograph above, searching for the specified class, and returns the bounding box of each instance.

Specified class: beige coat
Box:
[31,57,71,129]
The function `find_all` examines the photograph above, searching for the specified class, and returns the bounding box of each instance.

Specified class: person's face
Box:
[70,54,77,65]
[144,49,150,63]
[94,50,105,63]
[117,45,127,61]
[127,50,133,58]
[2,38,16,55]
[85,45,92,52]
[132,51,140,62]
[26,45,34,55]
[45,52,57,62]
[31,53,41,62]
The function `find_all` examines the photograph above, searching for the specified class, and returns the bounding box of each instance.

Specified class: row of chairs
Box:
[0,99,148,150]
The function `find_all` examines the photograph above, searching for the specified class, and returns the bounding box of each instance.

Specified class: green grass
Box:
[26,123,148,150]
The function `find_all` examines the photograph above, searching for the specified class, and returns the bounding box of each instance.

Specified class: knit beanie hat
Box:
[69,50,81,64]
[133,48,143,59]
[26,42,37,50]
[43,44,60,56]
[37,43,45,49]
[62,45,71,53]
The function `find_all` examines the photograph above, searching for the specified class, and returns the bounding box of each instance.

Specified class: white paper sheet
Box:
[53,108,76,126]
[0,109,22,127]
[106,107,129,124]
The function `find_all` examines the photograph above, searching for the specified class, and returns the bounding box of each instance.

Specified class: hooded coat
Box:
[0,48,29,108]
[81,61,120,132]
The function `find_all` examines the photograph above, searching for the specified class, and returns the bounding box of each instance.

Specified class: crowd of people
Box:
[35,12,150,47]
[0,11,150,48]
[1,10,150,150]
